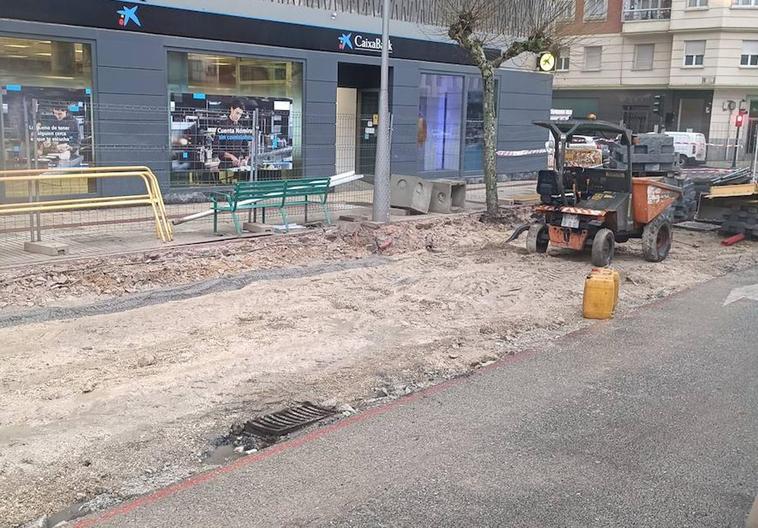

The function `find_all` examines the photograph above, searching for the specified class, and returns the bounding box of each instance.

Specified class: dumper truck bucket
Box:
[632,178,681,224]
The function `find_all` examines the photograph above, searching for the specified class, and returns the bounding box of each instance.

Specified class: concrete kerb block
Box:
[429,179,467,214]
[24,241,69,256]
[242,222,274,234]
[390,174,433,214]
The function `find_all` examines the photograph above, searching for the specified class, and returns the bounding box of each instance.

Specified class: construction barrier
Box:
[0,166,173,242]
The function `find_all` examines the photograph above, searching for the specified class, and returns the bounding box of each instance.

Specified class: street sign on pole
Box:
[372,0,391,223]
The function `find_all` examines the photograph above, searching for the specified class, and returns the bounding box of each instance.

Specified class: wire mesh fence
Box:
[0,99,379,264]
[705,122,758,167]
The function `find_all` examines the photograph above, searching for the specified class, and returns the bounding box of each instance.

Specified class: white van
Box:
[664,132,707,167]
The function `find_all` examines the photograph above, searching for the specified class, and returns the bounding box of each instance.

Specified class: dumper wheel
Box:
[591,228,615,267]
[642,216,673,262]
[526,223,549,254]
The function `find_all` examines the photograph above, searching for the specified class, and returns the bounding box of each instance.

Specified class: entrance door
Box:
[335,87,357,174]
[356,89,379,175]
[677,98,707,133]
[336,62,387,177]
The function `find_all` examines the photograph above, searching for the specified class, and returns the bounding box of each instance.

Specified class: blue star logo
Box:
[338,34,353,50]
[117,6,142,28]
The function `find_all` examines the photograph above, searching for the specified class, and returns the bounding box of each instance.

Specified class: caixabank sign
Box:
[0,0,474,65]
[338,32,393,54]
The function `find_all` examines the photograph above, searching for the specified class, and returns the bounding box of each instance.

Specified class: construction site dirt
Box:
[2,212,758,527]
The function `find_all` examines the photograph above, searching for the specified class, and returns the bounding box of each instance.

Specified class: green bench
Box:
[209,177,332,234]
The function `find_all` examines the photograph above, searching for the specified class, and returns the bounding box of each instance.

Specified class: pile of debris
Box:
[0,212,529,309]
[665,168,756,233]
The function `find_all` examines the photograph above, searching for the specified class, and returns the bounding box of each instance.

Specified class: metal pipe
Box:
[0,90,5,172]
[372,0,391,223]
[31,98,41,241]
[732,121,741,169]
[0,167,173,242]
[22,96,34,241]
[752,123,758,182]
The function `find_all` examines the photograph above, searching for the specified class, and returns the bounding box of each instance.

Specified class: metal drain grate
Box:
[244,402,335,437]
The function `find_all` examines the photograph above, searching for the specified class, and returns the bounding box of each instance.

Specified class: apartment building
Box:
[554,0,758,160]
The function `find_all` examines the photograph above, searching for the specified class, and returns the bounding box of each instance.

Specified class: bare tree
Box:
[438,0,572,217]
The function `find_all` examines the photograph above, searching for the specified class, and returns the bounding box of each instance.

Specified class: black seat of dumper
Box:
[538,170,560,200]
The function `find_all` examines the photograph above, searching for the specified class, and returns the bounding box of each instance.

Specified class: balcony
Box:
[623,0,671,33]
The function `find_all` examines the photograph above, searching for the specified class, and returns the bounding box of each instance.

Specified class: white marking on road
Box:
[723,284,758,306]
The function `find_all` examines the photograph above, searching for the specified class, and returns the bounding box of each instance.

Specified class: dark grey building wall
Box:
[1,18,552,196]
[497,70,553,177]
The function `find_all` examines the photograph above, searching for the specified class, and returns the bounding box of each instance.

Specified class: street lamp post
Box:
[372,0,391,223]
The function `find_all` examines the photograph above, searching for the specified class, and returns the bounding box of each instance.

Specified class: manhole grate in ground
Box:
[244,402,335,437]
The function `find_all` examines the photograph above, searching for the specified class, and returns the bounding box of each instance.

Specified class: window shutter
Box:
[634,44,655,70]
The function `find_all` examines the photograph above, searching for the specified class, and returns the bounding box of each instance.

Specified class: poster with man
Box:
[35,102,84,167]
[0,86,91,170]
[169,93,294,185]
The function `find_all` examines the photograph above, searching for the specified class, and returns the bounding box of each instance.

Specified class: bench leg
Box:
[248,208,252,223]
[280,207,289,233]
[305,201,308,224]
[322,202,332,226]
[213,209,218,233]
[262,207,266,224]
[231,211,242,235]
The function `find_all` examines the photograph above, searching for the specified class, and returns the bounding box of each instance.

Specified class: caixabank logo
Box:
[117,5,142,28]
[338,34,353,51]
[338,33,393,53]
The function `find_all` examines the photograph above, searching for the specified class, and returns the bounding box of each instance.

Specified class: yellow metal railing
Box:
[0,166,173,242]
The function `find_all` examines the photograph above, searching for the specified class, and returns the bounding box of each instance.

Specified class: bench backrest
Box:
[283,177,331,202]
[232,177,331,205]
[234,180,287,203]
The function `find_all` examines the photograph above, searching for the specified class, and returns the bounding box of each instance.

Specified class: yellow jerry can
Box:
[583,267,620,320]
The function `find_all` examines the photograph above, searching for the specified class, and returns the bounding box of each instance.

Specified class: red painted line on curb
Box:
[73,348,540,528]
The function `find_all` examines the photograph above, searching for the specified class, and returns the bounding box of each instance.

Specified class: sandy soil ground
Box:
[1,213,757,527]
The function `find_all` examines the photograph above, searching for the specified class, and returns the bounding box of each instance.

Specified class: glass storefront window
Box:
[167,51,303,186]
[417,73,463,172]
[0,36,94,197]
[463,77,498,173]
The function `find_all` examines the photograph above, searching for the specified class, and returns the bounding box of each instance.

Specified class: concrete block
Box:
[390,174,433,213]
[338,214,369,222]
[243,222,273,234]
[389,207,410,216]
[429,180,467,213]
[24,241,69,256]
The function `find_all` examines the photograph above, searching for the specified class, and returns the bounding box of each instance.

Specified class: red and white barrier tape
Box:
[496,148,548,157]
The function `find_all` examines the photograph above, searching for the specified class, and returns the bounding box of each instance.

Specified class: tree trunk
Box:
[481,63,499,216]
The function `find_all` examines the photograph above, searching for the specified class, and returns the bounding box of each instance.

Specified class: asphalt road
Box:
[82,266,758,528]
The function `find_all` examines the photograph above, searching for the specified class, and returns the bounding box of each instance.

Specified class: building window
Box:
[583,46,603,71]
[557,0,576,21]
[0,36,95,197]
[167,51,303,186]
[623,0,672,21]
[633,43,655,70]
[417,73,464,172]
[687,0,708,7]
[463,77,499,172]
[741,41,758,66]
[683,40,706,66]
[557,48,571,71]
[584,0,608,20]
[463,77,498,172]
[733,0,758,6]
